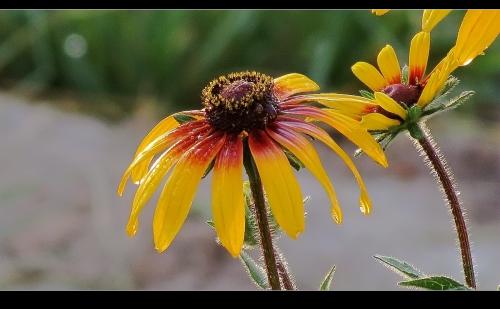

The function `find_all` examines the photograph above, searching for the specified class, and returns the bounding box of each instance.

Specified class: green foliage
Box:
[374,255,423,279]
[374,255,471,290]
[0,10,497,121]
[284,149,305,171]
[319,265,336,291]
[359,89,375,99]
[239,251,270,290]
[173,113,196,124]
[399,276,471,291]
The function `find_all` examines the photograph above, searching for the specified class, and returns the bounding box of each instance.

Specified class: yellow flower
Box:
[306,10,499,133]
[117,71,387,257]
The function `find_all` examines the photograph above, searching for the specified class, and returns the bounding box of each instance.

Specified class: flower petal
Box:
[211,135,245,257]
[454,10,500,66]
[372,9,390,16]
[377,45,401,84]
[361,113,402,131]
[409,31,430,85]
[273,73,320,101]
[277,117,375,215]
[267,125,342,224]
[153,132,226,253]
[130,115,179,183]
[417,54,455,107]
[283,106,388,167]
[373,92,407,119]
[117,120,208,196]
[248,130,304,238]
[289,93,377,118]
[126,128,212,236]
[352,62,388,92]
[421,9,452,32]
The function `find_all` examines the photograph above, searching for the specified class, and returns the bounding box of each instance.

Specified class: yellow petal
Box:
[372,9,390,16]
[295,93,377,118]
[267,126,342,224]
[117,120,208,196]
[126,132,209,237]
[273,73,320,100]
[377,45,401,84]
[417,55,455,107]
[211,136,245,258]
[361,113,401,131]
[153,133,226,253]
[284,106,388,168]
[248,130,304,238]
[277,118,375,215]
[130,115,179,183]
[422,9,452,32]
[373,92,407,119]
[351,62,388,92]
[454,10,500,66]
[409,31,430,84]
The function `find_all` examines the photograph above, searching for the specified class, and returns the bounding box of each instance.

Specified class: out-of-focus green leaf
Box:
[319,265,336,291]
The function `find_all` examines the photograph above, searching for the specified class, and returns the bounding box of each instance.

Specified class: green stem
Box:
[244,146,281,290]
[414,123,476,289]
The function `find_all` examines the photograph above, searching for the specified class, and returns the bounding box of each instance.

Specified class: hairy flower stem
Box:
[244,148,281,290]
[274,247,297,290]
[414,123,476,289]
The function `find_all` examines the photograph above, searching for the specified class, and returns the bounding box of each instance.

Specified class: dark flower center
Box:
[202,71,280,133]
[383,83,422,107]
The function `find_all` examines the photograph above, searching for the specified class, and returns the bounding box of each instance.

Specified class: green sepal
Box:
[284,148,305,171]
[401,65,409,85]
[359,89,375,100]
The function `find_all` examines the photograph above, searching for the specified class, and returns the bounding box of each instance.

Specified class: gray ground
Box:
[1,93,500,290]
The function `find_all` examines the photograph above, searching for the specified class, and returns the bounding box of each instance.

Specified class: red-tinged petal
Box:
[117,120,209,196]
[377,45,401,84]
[248,130,305,238]
[273,73,320,101]
[126,129,212,237]
[283,106,388,168]
[267,125,342,223]
[409,32,430,85]
[211,135,245,257]
[276,117,374,215]
[153,132,226,253]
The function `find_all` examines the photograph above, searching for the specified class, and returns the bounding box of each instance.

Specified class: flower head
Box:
[118,71,387,257]
[309,10,499,142]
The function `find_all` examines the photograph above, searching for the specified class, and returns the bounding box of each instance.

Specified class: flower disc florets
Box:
[202,71,280,133]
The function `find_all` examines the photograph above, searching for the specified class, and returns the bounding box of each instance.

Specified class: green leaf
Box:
[399,276,471,291]
[401,65,409,85]
[173,113,196,124]
[202,159,215,179]
[497,285,500,291]
[444,90,475,110]
[319,265,336,291]
[206,219,215,229]
[239,251,270,290]
[242,181,259,248]
[284,148,304,171]
[359,89,375,100]
[373,255,423,279]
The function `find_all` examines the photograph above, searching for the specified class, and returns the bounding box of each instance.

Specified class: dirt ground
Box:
[1,93,500,290]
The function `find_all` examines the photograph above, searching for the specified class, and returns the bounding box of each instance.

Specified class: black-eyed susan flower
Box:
[117,71,387,257]
[298,10,499,142]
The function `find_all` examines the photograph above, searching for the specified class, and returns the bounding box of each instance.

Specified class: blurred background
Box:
[1,10,499,290]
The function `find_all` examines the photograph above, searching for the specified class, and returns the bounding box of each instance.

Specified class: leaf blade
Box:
[319,265,336,291]
[399,276,471,291]
[373,255,423,279]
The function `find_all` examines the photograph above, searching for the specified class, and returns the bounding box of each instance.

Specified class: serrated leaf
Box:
[319,265,336,291]
[374,255,423,279]
[399,276,471,291]
[173,113,196,124]
[359,90,375,100]
[239,251,269,290]
[284,149,304,171]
